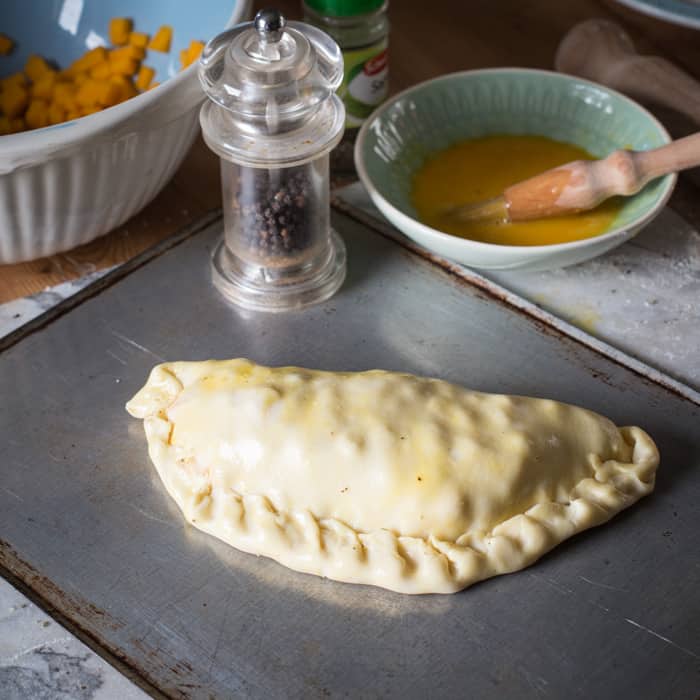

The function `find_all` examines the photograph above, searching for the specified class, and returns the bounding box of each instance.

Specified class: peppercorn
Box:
[233,165,319,262]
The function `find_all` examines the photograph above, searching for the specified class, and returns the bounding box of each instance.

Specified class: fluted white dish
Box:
[0,0,252,263]
[355,69,675,272]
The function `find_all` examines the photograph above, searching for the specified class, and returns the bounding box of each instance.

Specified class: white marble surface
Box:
[0,578,147,700]
[0,267,113,339]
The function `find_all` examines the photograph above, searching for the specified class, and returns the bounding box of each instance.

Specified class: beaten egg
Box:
[411,134,622,247]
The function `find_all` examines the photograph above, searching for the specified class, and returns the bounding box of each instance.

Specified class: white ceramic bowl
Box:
[355,69,676,272]
[0,0,251,263]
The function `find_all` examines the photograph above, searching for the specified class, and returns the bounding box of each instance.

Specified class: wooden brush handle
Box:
[505,133,700,221]
[555,19,700,124]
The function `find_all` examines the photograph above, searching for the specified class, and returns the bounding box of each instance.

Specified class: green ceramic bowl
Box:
[355,68,675,271]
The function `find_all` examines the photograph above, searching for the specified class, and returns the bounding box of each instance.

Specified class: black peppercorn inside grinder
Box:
[199,8,346,311]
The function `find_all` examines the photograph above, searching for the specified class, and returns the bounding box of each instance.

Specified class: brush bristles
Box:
[445,196,509,224]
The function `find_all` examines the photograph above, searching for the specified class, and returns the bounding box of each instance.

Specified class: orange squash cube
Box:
[67,47,108,75]
[75,79,102,107]
[1,83,29,118]
[110,45,145,62]
[109,17,133,46]
[110,75,138,102]
[129,31,149,49]
[53,82,73,103]
[89,62,111,80]
[110,56,139,76]
[135,65,155,91]
[54,82,77,110]
[96,81,122,107]
[48,102,66,125]
[25,100,50,129]
[25,54,52,82]
[0,34,14,55]
[149,25,173,52]
[79,104,102,116]
[32,72,57,100]
[2,72,26,91]
[185,40,205,67]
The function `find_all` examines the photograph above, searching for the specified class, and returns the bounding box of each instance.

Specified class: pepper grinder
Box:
[199,9,346,311]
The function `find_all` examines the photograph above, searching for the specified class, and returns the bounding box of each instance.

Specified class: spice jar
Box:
[303,0,389,174]
[199,9,346,311]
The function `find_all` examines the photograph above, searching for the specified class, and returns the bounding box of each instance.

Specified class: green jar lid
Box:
[305,0,385,17]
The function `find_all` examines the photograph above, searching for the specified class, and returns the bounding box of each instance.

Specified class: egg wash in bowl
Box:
[411,134,623,246]
[355,69,675,271]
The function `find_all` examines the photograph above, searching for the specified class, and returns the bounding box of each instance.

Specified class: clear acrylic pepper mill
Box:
[199,8,346,311]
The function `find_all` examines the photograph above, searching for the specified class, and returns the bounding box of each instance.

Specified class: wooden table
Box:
[3,0,700,303]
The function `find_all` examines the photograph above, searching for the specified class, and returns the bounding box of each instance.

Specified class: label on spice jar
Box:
[340,40,388,128]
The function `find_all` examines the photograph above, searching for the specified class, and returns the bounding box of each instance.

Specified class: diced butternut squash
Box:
[109,17,133,46]
[48,102,66,125]
[149,25,172,52]
[89,61,112,80]
[53,82,75,107]
[97,81,122,107]
[0,19,202,134]
[31,71,57,100]
[1,84,29,119]
[25,100,50,129]
[181,39,205,69]
[110,75,138,101]
[53,83,73,103]
[25,54,52,82]
[2,72,26,91]
[110,45,145,62]
[129,31,149,49]
[67,47,108,75]
[79,104,102,116]
[0,114,25,134]
[0,34,14,55]
[76,79,109,107]
[135,65,155,91]
[58,96,78,113]
[110,56,140,76]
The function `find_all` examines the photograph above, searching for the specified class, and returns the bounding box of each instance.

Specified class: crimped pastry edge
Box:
[128,363,658,595]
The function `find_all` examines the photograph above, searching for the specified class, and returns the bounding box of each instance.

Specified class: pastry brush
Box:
[447,132,700,224]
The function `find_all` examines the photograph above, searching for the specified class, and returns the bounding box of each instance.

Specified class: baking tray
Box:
[1,211,698,699]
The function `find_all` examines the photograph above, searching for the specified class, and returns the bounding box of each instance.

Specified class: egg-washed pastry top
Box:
[126,359,659,594]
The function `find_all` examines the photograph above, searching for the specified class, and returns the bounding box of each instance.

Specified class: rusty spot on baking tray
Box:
[132,638,196,680]
[0,537,202,699]
[333,199,699,408]
[0,538,123,632]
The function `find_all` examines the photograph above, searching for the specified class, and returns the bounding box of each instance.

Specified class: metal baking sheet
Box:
[1,212,698,699]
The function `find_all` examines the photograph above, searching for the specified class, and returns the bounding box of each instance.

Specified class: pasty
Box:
[126,359,658,594]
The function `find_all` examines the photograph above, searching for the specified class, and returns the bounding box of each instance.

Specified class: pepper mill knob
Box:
[255,8,286,43]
